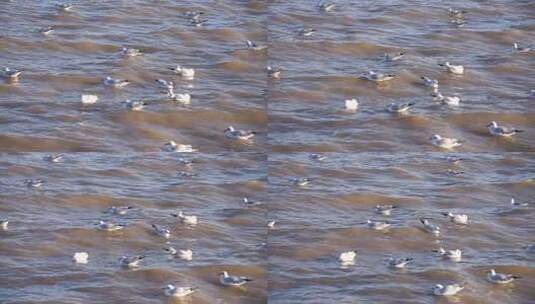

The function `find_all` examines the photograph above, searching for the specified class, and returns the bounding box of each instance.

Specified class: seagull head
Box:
[486,121,497,128]
[225,126,235,132]
[218,271,228,277]
[429,134,442,141]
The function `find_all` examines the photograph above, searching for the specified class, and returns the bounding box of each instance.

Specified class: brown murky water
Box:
[1,1,534,303]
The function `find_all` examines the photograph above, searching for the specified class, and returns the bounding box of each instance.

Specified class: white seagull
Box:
[167,87,191,104]
[366,220,391,230]
[72,252,89,264]
[119,255,145,268]
[433,247,462,262]
[267,66,282,79]
[387,257,413,269]
[487,269,520,284]
[292,177,310,187]
[385,51,405,62]
[387,102,414,113]
[317,1,335,12]
[435,92,461,106]
[267,220,276,229]
[374,204,398,216]
[486,121,523,137]
[56,3,73,12]
[123,99,146,111]
[171,211,198,225]
[169,65,195,79]
[442,212,468,225]
[420,219,440,237]
[178,249,193,261]
[225,126,256,140]
[25,179,44,188]
[429,134,463,149]
[309,153,327,161]
[163,284,197,298]
[151,224,171,239]
[43,154,63,163]
[121,47,143,57]
[246,40,267,51]
[439,62,464,74]
[299,27,316,37]
[39,26,54,36]
[81,94,98,105]
[106,205,133,215]
[1,220,8,231]
[421,76,439,89]
[512,43,533,53]
[97,220,125,231]
[363,70,395,82]
[1,67,22,80]
[433,283,464,296]
[162,141,197,153]
[155,79,174,91]
[510,197,529,208]
[339,250,357,265]
[102,76,130,88]
[219,271,253,287]
[345,98,359,111]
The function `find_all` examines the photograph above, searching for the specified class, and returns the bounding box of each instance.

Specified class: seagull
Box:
[245,40,267,51]
[219,271,253,287]
[387,257,413,269]
[162,141,197,153]
[177,158,195,166]
[363,71,395,82]
[155,79,174,90]
[433,283,464,296]
[189,18,207,27]
[446,169,464,176]
[25,179,44,188]
[435,92,461,106]
[81,94,98,105]
[510,197,529,207]
[167,88,191,104]
[96,220,125,231]
[177,249,193,261]
[339,251,357,264]
[433,247,462,262]
[309,153,327,161]
[43,154,63,163]
[267,66,282,79]
[512,42,533,53]
[169,65,195,79]
[387,102,414,113]
[366,220,391,230]
[267,220,276,229]
[345,98,359,111]
[72,252,89,264]
[429,134,463,149]
[123,99,146,111]
[486,121,523,137]
[317,1,335,12]
[39,26,54,35]
[163,284,197,298]
[1,67,22,80]
[56,3,73,11]
[171,211,198,225]
[420,219,440,237]
[374,204,398,216]
[442,212,468,225]
[385,51,405,62]
[448,8,466,19]
[243,197,261,206]
[292,177,310,187]
[185,11,204,20]
[439,62,464,74]
[299,27,316,37]
[421,76,439,89]
[164,246,178,255]
[121,47,143,57]
[224,126,256,140]
[450,18,467,27]
[151,224,170,238]
[119,255,145,268]
[106,206,133,215]
[0,220,8,231]
[487,269,520,284]
[102,76,130,88]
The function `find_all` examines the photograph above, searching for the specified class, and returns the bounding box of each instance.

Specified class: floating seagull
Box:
[72,252,88,264]
[177,249,193,261]
[363,70,395,82]
[366,220,391,230]
[106,205,133,215]
[1,67,22,80]
[219,271,253,287]
[387,257,413,269]
[169,65,195,79]
[512,42,533,53]
[123,99,146,111]
[189,18,207,27]
[433,283,464,296]
[309,153,327,161]
[487,269,520,284]
[429,134,463,149]
[56,3,73,12]
[510,197,529,208]
[447,156,464,165]
[163,284,197,298]
[243,197,261,206]
[162,141,197,153]
[164,246,177,255]
[171,211,198,225]
[450,18,467,27]
[421,76,439,89]
[224,126,256,140]
[119,255,145,268]
[442,212,468,225]
[185,11,204,20]
[439,62,464,74]
[155,79,174,90]
[448,8,466,19]
[177,158,195,166]
[385,51,405,62]
[486,121,523,137]
[420,219,440,236]
[339,250,357,264]
[267,66,282,79]
[387,102,414,113]
[151,224,170,238]
[167,88,191,104]
[102,76,130,88]
[433,247,462,262]
[317,1,335,12]
[435,92,461,106]
[246,40,267,51]
[121,47,143,57]
[97,220,125,231]
[43,154,63,163]
[374,204,398,216]
[81,94,98,105]
[1,220,9,231]
[446,169,464,176]
[267,220,276,229]
[292,177,310,187]
[299,27,316,37]
[177,171,197,178]
[25,179,44,188]
[39,26,54,36]
[345,98,359,111]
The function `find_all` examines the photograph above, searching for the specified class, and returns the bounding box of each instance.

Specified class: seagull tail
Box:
[514,129,524,133]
